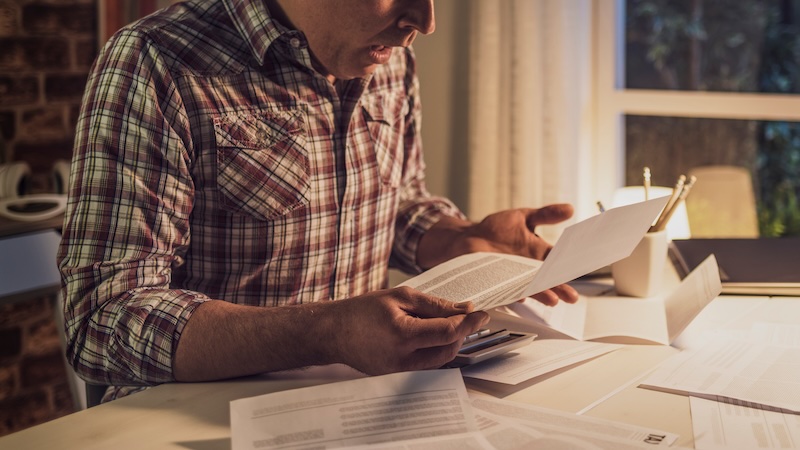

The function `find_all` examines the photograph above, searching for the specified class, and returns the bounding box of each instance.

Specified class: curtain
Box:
[465,0,594,240]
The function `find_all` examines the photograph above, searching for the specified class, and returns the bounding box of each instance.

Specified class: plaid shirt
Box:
[58,0,463,387]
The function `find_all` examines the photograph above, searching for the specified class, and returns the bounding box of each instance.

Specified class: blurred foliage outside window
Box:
[625,0,800,236]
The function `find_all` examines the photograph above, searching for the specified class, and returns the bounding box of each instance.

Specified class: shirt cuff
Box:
[391,197,466,275]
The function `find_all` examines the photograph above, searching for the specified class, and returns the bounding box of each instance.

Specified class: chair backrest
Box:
[685,165,759,238]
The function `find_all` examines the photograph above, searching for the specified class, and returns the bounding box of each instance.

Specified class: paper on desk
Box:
[687,323,800,449]
[690,397,800,450]
[496,255,722,345]
[338,431,494,450]
[341,406,679,450]
[640,333,800,413]
[461,339,623,385]
[750,322,800,347]
[470,396,679,448]
[230,369,476,450]
[400,197,669,310]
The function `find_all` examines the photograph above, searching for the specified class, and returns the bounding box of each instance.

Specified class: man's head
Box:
[268,0,435,81]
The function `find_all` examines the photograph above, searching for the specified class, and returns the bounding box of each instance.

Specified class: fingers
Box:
[530,290,560,306]
[401,312,491,371]
[552,283,579,303]
[404,310,490,349]
[530,283,579,306]
[394,286,474,318]
[524,204,574,230]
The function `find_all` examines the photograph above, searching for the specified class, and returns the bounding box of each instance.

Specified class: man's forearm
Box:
[173,300,339,381]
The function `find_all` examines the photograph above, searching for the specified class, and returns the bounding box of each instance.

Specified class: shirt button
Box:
[289,38,301,48]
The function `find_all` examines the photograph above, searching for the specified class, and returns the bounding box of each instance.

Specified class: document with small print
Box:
[230,369,477,450]
[691,397,800,450]
[400,197,669,310]
[640,334,800,413]
[470,396,679,448]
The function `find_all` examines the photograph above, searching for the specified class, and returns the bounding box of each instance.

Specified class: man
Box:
[58,0,578,400]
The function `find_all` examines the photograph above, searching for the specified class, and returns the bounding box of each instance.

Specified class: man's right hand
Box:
[329,286,490,375]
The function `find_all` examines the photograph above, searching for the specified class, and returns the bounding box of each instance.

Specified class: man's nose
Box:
[398,0,435,35]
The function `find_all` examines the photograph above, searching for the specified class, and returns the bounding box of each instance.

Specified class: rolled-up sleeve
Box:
[57,29,208,386]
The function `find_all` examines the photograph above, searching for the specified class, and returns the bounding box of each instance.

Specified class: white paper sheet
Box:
[640,335,800,413]
[338,432,494,450]
[686,323,800,449]
[691,396,800,450]
[460,339,622,385]
[400,197,669,310]
[497,255,722,344]
[230,369,476,450]
[470,396,679,448]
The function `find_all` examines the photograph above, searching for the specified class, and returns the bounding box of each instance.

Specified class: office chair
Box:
[685,165,759,238]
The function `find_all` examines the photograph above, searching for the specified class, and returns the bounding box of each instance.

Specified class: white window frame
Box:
[592,0,800,204]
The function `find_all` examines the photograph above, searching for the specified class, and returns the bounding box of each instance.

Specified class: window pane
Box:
[625,0,800,93]
[625,115,800,237]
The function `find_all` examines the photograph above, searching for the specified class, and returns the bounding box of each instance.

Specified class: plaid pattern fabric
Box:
[57,0,464,387]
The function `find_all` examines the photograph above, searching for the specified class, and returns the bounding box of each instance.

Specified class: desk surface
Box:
[2,295,796,450]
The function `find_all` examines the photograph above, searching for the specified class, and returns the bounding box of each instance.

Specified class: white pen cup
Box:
[611,230,669,298]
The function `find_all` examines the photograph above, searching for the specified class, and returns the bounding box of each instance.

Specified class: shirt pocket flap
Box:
[213,110,309,221]
[214,110,303,149]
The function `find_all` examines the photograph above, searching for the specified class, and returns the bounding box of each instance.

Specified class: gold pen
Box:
[654,174,686,231]
[652,175,696,232]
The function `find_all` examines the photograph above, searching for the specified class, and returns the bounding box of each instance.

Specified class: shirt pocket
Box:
[361,92,408,188]
[213,109,309,221]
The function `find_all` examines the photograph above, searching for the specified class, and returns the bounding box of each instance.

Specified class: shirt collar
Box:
[222,0,304,66]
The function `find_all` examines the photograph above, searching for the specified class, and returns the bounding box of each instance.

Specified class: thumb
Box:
[525,204,574,231]
[405,293,474,318]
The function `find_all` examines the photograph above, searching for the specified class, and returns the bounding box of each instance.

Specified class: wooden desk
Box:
[1,296,795,450]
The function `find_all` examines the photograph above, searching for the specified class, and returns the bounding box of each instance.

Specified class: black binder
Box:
[668,238,800,296]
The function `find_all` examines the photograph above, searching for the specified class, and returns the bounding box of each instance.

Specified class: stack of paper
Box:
[229,369,680,449]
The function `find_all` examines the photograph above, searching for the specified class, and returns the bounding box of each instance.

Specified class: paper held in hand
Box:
[400,196,670,310]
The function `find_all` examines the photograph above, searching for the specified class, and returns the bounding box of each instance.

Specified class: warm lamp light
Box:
[612,186,691,240]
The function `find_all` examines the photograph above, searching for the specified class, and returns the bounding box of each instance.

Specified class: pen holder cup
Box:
[611,230,668,298]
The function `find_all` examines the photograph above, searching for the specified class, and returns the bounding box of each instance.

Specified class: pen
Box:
[596,201,606,213]
[651,175,696,232]
[654,174,686,230]
[643,167,651,201]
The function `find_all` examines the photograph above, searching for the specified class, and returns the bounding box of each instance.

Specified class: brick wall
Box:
[0,0,96,192]
[0,297,74,436]
[0,0,97,437]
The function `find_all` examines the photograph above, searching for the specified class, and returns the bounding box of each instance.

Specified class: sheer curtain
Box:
[465,0,595,239]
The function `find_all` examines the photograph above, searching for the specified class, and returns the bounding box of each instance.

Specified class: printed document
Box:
[640,333,800,413]
[460,339,623,385]
[691,397,800,450]
[493,254,722,345]
[230,369,476,450]
[400,197,669,310]
[470,396,679,448]
[230,368,684,450]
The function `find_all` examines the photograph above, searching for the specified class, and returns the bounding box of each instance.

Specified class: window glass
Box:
[625,115,800,237]
[626,0,800,93]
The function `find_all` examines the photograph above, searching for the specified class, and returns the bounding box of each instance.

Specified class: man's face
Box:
[274,0,435,81]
